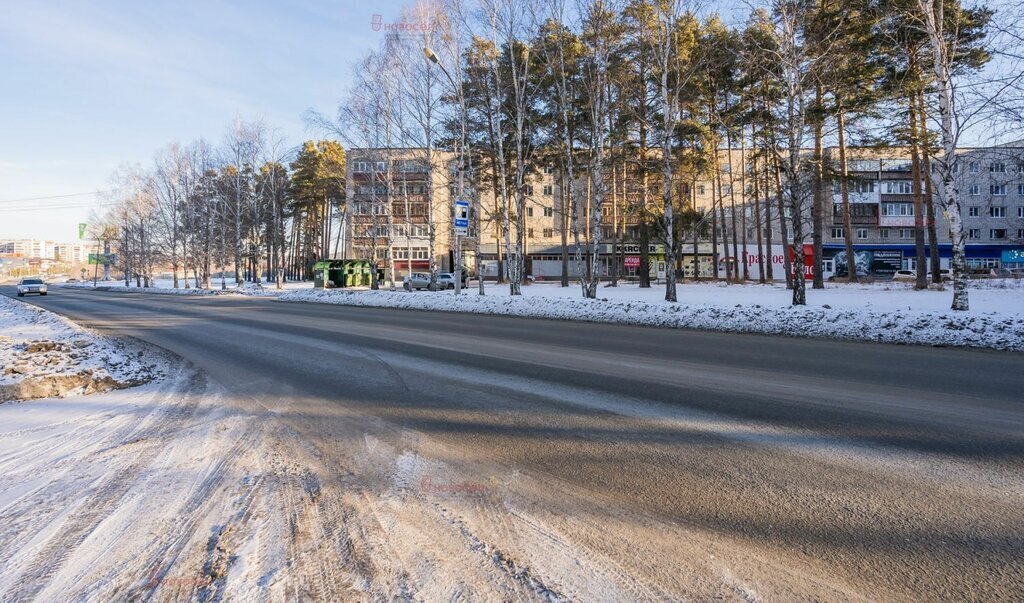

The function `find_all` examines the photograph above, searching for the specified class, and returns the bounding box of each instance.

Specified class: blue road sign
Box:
[454,200,470,235]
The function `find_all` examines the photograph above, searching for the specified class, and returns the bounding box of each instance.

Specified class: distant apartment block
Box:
[0,239,94,263]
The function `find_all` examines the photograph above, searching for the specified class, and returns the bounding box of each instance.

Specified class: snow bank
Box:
[0,296,166,401]
[278,283,1024,352]
[60,280,312,297]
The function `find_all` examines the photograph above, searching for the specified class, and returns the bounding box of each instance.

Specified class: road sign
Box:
[78,223,88,239]
[454,200,470,236]
[88,253,116,265]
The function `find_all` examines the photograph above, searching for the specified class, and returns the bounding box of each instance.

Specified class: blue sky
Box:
[0,0,406,240]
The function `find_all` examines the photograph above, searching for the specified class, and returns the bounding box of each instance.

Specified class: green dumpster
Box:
[312,260,332,288]
[344,262,358,287]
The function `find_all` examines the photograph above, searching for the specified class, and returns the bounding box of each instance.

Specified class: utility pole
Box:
[425,46,467,295]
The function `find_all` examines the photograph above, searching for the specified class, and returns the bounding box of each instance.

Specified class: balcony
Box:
[832,204,879,225]
[879,215,916,227]
[831,190,880,204]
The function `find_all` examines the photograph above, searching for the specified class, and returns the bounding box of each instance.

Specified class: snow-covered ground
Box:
[61,278,315,296]
[1,295,164,401]
[0,297,265,600]
[279,280,1024,352]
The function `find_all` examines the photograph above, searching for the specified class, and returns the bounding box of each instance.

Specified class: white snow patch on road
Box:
[279,281,1024,351]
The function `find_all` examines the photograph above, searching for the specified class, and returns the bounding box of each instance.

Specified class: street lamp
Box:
[423,46,468,295]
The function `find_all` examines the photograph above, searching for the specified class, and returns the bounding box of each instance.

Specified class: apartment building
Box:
[1,239,95,264]
[824,144,1024,275]
[53,242,93,264]
[344,148,460,277]
[342,142,1024,281]
[0,239,55,259]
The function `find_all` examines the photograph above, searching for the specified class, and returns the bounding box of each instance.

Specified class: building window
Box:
[882,203,914,216]
[968,229,981,239]
[527,228,534,238]
[697,185,706,195]
[526,207,534,217]
[543,228,553,238]
[831,227,844,239]
[1019,184,1024,196]
[543,184,553,195]
[1019,229,1024,239]
[969,184,980,196]
[991,185,1007,196]
[898,228,913,239]
[543,207,553,217]
[969,162,979,173]
[1019,207,1024,218]
[853,180,876,193]
[968,206,980,217]
[783,207,792,218]
[990,229,1007,240]
[376,161,386,172]
[967,258,1000,270]
[525,185,534,196]
[990,162,1007,173]
[990,207,1006,218]
[879,228,890,239]
[543,164,555,174]
[884,181,913,194]
[856,228,868,239]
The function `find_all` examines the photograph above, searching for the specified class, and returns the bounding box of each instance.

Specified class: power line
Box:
[0,201,117,212]
[0,190,119,204]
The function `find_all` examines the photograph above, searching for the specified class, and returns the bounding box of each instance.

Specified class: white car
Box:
[17,278,48,296]
[893,269,953,283]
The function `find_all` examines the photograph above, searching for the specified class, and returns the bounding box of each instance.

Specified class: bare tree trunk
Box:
[811,85,825,289]
[753,149,765,283]
[773,152,793,288]
[918,0,968,310]
[908,90,928,289]
[836,104,857,283]
[917,90,942,284]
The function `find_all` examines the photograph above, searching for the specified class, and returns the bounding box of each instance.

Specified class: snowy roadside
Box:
[60,279,313,297]
[1,295,166,402]
[0,296,267,600]
[278,281,1024,352]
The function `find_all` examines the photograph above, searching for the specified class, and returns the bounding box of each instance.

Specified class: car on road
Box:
[17,277,48,296]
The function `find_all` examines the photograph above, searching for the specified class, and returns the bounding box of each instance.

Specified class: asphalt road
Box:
[5,286,1023,601]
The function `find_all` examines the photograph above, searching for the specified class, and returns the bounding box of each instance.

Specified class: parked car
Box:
[436,273,460,289]
[892,269,954,283]
[403,272,433,291]
[17,277,48,296]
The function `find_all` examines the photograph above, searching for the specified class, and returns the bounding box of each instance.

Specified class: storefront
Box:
[822,244,1017,277]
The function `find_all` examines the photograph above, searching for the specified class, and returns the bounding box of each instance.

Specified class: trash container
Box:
[312,260,332,288]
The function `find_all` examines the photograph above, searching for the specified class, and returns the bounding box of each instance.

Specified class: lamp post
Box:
[424,46,467,295]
